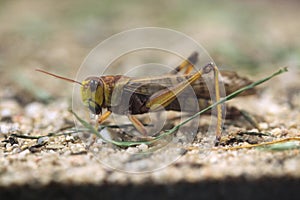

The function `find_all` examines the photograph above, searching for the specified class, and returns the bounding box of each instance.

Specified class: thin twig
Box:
[186,137,300,151]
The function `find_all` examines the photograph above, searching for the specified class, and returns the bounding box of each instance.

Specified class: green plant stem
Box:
[158,67,288,139]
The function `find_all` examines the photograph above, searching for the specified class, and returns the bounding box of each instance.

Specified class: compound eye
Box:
[89,80,98,92]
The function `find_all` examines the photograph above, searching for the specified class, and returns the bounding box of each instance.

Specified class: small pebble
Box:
[70,144,87,155]
[66,135,75,142]
[5,143,11,148]
[18,149,30,160]
[37,137,49,145]
[138,143,148,151]
[12,147,21,154]
[126,147,138,154]
[5,143,12,151]
[270,128,282,137]
[258,122,269,130]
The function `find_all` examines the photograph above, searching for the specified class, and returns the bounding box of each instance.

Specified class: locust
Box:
[36,52,255,143]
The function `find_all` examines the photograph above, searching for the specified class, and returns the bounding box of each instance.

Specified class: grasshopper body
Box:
[37,52,255,141]
[80,72,254,115]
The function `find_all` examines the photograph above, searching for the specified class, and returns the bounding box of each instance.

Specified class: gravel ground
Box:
[0,68,299,200]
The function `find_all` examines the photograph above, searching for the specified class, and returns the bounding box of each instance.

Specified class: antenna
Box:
[36,68,82,86]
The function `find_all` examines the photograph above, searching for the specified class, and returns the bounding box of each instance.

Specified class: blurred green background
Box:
[0,0,299,100]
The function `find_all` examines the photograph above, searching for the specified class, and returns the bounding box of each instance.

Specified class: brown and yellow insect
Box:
[36,52,255,143]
